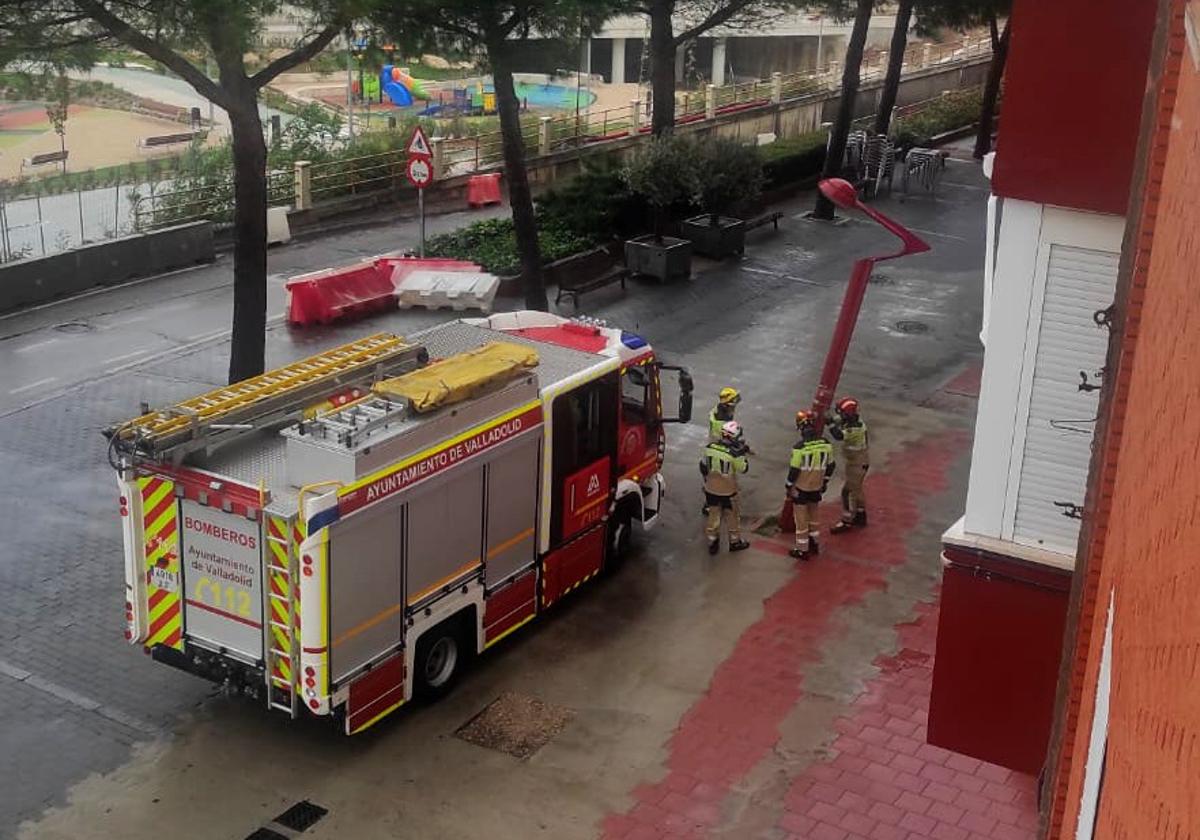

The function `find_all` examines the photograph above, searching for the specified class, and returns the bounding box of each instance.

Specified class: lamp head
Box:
[818,178,858,210]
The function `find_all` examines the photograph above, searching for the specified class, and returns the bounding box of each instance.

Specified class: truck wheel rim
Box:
[425,637,457,687]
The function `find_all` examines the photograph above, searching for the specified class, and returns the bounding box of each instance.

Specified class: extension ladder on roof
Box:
[117,333,427,454]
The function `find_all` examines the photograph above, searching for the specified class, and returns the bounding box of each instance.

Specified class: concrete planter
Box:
[624,235,692,281]
[681,215,747,259]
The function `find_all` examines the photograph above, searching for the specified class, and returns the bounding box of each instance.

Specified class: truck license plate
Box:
[150,566,180,593]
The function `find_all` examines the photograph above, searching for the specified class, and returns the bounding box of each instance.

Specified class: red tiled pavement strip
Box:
[598,429,1043,840]
[776,603,1037,840]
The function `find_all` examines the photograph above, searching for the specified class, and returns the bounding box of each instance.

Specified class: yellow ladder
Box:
[121,333,415,449]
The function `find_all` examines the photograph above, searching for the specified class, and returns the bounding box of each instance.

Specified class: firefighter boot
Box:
[854,509,868,527]
[808,535,820,555]
[831,519,854,534]
[729,537,751,552]
[708,538,720,555]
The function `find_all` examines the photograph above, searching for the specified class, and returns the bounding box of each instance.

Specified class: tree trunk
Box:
[813,0,874,220]
[873,0,914,137]
[973,16,1010,159]
[489,43,548,311]
[649,0,676,136]
[226,95,269,383]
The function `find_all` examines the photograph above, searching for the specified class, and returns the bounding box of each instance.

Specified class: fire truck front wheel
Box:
[414,615,472,701]
[606,498,639,572]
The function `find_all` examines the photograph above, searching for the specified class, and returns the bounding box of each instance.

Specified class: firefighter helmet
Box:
[718,387,741,406]
[836,397,860,416]
[795,410,815,430]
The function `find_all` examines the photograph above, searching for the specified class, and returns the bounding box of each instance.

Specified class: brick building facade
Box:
[1044,0,1200,836]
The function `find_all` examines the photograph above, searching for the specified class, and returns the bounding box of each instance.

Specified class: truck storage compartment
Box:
[328,501,404,685]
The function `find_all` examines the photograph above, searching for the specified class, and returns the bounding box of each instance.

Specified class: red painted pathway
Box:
[600,429,1037,840]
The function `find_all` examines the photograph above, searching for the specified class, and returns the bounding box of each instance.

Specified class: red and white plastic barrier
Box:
[285,256,493,327]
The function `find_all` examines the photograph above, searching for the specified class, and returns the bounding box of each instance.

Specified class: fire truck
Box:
[107,312,692,734]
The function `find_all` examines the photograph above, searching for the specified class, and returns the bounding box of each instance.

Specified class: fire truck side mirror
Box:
[653,364,693,424]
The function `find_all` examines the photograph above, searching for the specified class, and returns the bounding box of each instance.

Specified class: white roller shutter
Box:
[1011,245,1118,554]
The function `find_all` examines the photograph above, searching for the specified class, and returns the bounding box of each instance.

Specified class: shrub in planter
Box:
[681,136,764,258]
[621,135,701,281]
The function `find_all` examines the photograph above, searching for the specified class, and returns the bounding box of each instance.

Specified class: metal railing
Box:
[121,35,993,231]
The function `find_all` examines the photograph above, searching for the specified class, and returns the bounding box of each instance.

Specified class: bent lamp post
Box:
[780,178,931,533]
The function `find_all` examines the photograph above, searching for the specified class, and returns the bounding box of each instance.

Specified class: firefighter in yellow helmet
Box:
[827,397,870,533]
[702,387,744,515]
[708,387,742,442]
[700,420,752,555]
[785,410,835,559]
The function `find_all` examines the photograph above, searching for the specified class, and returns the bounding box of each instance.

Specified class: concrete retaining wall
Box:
[0,221,214,313]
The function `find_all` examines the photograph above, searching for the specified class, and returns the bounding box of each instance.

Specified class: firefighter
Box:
[827,397,870,533]
[703,387,743,515]
[700,420,752,555]
[708,387,742,442]
[785,410,835,560]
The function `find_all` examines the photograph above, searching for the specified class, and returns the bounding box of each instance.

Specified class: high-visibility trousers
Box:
[840,463,869,522]
[704,492,742,542]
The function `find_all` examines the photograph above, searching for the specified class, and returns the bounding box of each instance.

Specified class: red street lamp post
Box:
[779,178,931,533]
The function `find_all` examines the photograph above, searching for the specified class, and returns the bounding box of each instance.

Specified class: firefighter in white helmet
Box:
[785,410,836,559]
[703,387,745,515]
[700,420,752,555]
[828,397,870,533]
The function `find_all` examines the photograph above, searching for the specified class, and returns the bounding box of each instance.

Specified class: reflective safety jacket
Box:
[786,437,835,493]
[708,403,736,442]
[700,442,749,497]
[829,417,869,466]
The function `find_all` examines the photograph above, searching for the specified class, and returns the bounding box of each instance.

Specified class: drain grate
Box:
[894,319,930,334]
[54,321,93,334]
[869,272,892,285]
[457,691,574,759]
[274,800,329,832]
[244,829,289,840]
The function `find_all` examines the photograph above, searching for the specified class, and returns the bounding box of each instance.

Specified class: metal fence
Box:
[1,34,994,246]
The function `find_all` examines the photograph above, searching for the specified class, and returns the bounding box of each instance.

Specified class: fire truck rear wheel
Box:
[414,617,470,701]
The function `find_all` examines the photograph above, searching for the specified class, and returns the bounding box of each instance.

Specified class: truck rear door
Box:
[179,499,265,663]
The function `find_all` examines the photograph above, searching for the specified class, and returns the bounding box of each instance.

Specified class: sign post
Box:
[405,126,433,257]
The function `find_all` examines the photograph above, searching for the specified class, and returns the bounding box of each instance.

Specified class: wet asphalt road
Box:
[0,162,989,837]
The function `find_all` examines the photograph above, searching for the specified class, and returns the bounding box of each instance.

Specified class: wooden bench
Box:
[139,131,203,149]
[745,211,784,232]
[22,149,68,169]
[550,245,629,308]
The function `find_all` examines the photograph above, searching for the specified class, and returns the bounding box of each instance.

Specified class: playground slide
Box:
[383,80,413,107]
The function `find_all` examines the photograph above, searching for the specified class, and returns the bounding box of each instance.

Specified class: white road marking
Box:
[740,266,827,286]
[905,226,968,242]
[103,349,150,368]
[0,657,158,736]
[14,337,60,354]
[8,376,57,395]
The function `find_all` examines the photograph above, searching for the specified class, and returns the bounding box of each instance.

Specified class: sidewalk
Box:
[599,369,1037,840]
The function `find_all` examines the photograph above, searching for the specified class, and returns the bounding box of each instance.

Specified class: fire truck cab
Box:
[109,312,691,734]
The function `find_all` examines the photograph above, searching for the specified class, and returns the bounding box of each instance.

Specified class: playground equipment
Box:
[382,65,433,106]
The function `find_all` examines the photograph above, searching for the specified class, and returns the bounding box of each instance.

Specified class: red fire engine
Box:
[108,312,692,734]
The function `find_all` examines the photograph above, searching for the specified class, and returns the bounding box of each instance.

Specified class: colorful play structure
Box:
[353,65,594,118]
[381,64,432,107]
